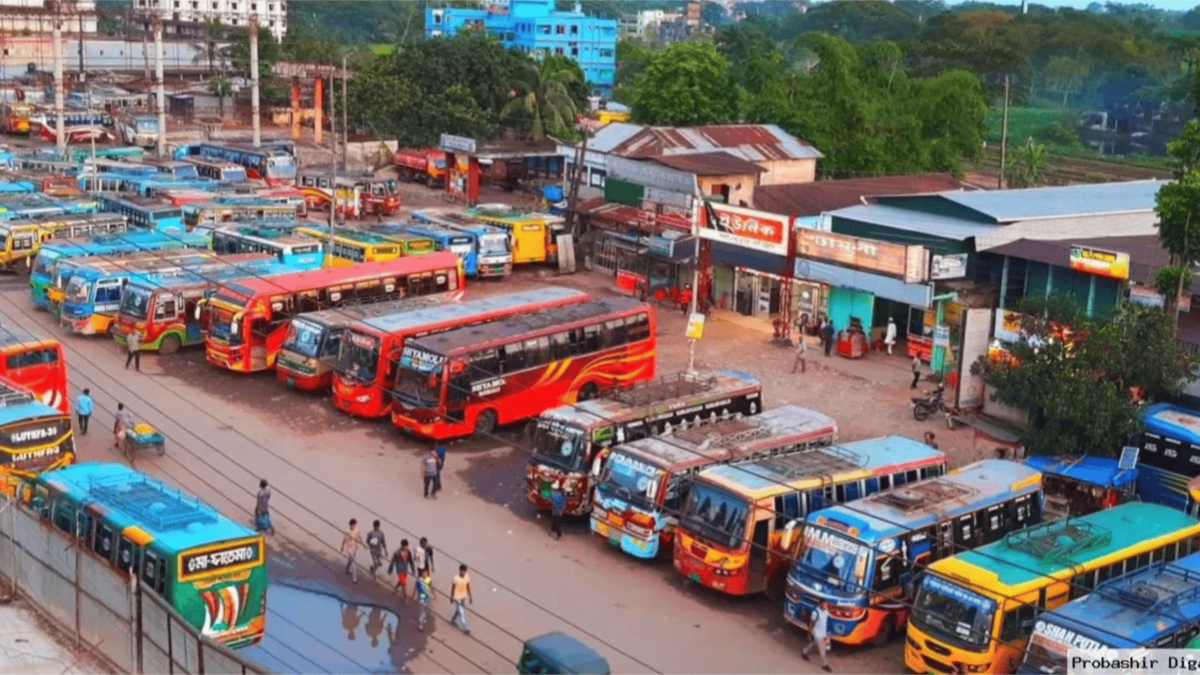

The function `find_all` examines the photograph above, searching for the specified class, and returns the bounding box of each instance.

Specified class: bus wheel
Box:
[578,382,600,401]
[764,569,787,599]
[871,617,894,648]
[160,334,181,355]
[474,409,497,437]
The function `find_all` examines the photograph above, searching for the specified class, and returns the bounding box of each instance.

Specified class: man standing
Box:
[366,520,388,577]
[911,355,922,389]
[823,321,836,357]
[792,336,808,374]
[255,479,274,535]
[341,519,364,584]
[884,317,897,355]
[434,445,447,495]
[75,388,92,435]
[422,449,439,498]
[449,564,473,633]
[388,539,415,597]
[549,481,566,539]
[415,537,435,576]
[416,566,434,632]
[124,330,141,371]
[113,402,133,449]
[801,601,833,672]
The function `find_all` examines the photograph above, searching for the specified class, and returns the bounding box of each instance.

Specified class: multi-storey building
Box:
[134,0,287,41]
[426,0,618,95]
[0,0,96,34]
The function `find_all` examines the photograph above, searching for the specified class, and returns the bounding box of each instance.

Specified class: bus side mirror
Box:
[591,454,603,478]
[781,519,800,552]
[231,321,240,336]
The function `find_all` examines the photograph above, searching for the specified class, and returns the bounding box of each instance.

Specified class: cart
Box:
[122,423,165,462]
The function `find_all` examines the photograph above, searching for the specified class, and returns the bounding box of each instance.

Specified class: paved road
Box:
[0,272,907,675]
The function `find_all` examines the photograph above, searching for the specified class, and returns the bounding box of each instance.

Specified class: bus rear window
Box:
[6,348,59,369]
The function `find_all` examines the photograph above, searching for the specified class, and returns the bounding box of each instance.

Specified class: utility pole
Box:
[341,55,348,170]
[51,2,65,154]
[998,75,1010,189]
[77,12,84,81]
[142,33,150,84]
[328,75,338,261]
[153,12,166,157]
[250,14,260,147]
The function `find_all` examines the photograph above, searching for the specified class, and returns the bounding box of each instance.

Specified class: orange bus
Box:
[0,329,70,415]
[391,298,656,440]
[204,252,462,373]
[332,287,590,418]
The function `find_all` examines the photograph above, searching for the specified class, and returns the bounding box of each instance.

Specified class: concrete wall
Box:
[757,158,816,185]
[698,173,756,208]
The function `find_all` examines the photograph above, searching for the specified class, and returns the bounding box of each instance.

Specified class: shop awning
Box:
[794,258,933,308]
[600,230,648,254]
[649,232,696,263]
[1025,455,1136,489]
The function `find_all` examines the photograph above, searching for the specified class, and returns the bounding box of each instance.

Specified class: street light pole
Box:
[341,55,348,171]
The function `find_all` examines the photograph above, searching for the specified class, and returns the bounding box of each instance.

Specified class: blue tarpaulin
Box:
[1025,455,1137,489]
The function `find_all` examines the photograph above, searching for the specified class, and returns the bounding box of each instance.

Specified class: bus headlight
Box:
[958,663,990,673]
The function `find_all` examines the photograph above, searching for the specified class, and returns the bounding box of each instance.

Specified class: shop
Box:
[700,204,790,320]
[576,198,695,299]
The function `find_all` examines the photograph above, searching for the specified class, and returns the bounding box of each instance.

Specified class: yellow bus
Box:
[295,226,402,268]
[0,213,128,270]
[905,502,1200,675]
[463,205,564,265]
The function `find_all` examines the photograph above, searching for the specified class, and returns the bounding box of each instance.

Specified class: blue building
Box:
[427,0,618,95]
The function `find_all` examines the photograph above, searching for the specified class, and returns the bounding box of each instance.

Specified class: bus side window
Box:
[499,343,526,373]
[116,536,138,575]
[1166,542,1180,562]
[627,313,651,342]
[583,324,601,352]
[155,297,177,320]
[471,349,500,379]
[984,505,1005,543]
[527,337,550,368]
[1000,604,1037,642]
[142,550,165,594]
[873,554,900,592]
[549,332,570,360]
[664,476,684,512]
[93,522,116,561]
[322,331,341,358]
[52,499,74,534]
[864,477,880,495]
[893,472,907,487]
[878,475,891,491]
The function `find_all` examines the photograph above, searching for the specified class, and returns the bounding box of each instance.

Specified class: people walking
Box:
[366,520,388,577]
[884,317,897,355]
[416,566,434,631]
[341,519,364,584]
[549,481,566,539]
[124,330,141,371]
[679,284,693,314]
[422,449,439,498]
[113,402,133,449]
[255,479,275,535]
[415,537,435,575]
[792,336,808,374]
[75,388,92,435]
[801,601,833,672]
[911,355,922,389]
[388,539,415,597]
[449,564,473,633]
[823,321,835,357]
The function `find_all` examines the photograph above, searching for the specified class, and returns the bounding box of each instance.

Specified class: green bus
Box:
[20,462,267,648]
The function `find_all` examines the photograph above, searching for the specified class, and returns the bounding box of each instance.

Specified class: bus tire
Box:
[871,616,894,648]
[578,382,600,402]
[159,334,181,355]
[474,409,497,437]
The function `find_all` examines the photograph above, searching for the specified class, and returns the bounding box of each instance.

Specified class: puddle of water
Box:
[243,583,408,674]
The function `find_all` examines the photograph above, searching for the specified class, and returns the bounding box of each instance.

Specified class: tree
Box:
[629,41,737,126]
[980,300,1194,457]
[1045,54,1092,107]
[502,57,581,138]
[613,38,656,104]
[227,25,280,82]
[207,76,232,118]
[191,18,229,75]
[1155,170,1200,318]
[1003,137,1049,187]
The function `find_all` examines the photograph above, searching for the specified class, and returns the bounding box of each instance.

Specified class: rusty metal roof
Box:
[607,124,822,162]
[648,151,765,176]
[753,174,973,216]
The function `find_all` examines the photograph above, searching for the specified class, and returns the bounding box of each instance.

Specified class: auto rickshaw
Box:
[517,632,610,675]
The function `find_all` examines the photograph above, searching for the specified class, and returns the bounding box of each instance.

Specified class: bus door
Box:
[749,508,770,588]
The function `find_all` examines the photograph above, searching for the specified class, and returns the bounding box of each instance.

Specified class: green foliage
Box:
[1045,54,1092,107]
[1003,137,1050,188]
[1155,265,1193,302]
[206,76,232,117]
[286,0,423,45]
[1168,119,1200,177]
[980,300,1195,457]
[629,41,738,126]
[226,25,280,83]
[1030,121,1082,149]
[502,57,582,138]
[1155,170,1200,267]
[613,38,656,104]
[191,18,229,75]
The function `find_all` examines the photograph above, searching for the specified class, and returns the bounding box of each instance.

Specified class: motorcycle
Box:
[911,383,958,428]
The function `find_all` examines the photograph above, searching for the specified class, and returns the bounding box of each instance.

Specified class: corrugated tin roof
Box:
[830,203,996,241]
[929,180,1164,223]
[587,122,645,153]
[754,174,973,216]
[985,235,1171,286]
[608,124,823,162]
[649,151,765,176]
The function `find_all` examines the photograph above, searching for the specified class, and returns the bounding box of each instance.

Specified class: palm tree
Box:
[502,57,581,138]
[192,18,229,75]
[207,76,232,118]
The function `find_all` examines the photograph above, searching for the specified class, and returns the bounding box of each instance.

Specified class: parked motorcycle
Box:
[912,383,958,428]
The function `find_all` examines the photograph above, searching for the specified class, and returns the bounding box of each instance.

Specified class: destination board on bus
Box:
[0,418,71,451]
[180,539,264,580]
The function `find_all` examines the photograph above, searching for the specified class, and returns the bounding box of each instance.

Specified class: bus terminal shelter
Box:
[438,134,562,205]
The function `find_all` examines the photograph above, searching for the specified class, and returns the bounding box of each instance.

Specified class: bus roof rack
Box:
[1096,563,1200,617]
[87,473,219,531]
[875,478,978,512]
[671,417,770,449]
[753,444,865,480]
[0,380,35,408]
[1003,519,1112,564]
[608,372,716,408]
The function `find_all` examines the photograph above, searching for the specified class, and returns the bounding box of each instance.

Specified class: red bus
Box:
[391,298,657,440]
[332,287,590,418]
[204,252,462,373]
[0,329,70,414]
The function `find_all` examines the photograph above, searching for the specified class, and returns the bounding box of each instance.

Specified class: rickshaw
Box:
[121,422,166,461]
[517,632,610,675]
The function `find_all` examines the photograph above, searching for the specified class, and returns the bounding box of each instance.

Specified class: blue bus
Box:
[1020,553,1200,673]
[31,230,212,309]
[97,194,185,232]
[0,377,74,496]
[785,459,1044,647]
[370,222,479,276]
[0,179,37,193]
[0,193,67,220]
[1137,403,1200,512]
[210,224,323,270]
[174,142,296,186]
[59,252,218,335]
[411,209,511,278]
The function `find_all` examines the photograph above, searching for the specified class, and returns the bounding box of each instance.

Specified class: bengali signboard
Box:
[796,230,927,283]
[699,203,788,256]
[1069,245,1130,280]
[439,134,477,154]
[930,253,968,280]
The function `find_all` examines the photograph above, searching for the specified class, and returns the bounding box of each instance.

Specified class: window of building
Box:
[600,48,613,58]
[556,24,565,34]
[251,2,256,9]
[571,24,578,34]
[539,24,550,34]
[506,32,515,41]
[554,47,564,56]
[570,47,578,57]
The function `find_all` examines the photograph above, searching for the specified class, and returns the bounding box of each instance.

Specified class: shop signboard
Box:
[932,325,951,348]
[686,313,706,340]
[994,308,1023,344]
[796,230,928,283]
[1069,245,1130,280]
[439,134,476,154]
[608,155,696,194]
[930,253,968,280]
[700,203,788,256]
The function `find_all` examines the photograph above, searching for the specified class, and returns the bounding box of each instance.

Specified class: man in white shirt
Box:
[801,602,832,672]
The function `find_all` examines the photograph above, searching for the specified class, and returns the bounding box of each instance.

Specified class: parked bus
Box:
[0,378,74,495]
[1024,455,1135,520]
[333,287,589,416]
[139,158,201,181]
[2,101,35,134]
[204,252,462,373]
[0,193,68,220]
[97,194,184,232]
[185,199,296,230]
[47,248,212,318]
[19,463,268,647]
[0,329,69,414]
[296,170,401,218]
[1019,553,1200,674]
[673,436,948,596]
[210,225,323,270]
[276,295,449,391]
[180,157,249,183]
[0,213,128,271]
[175,142,296,186]
[905,503,1200,675]
[410,211,512,278]
[113,256,291,354]
[392,297,656,440]
[30,229,210,309]
[295,226,406,268]
[785,459,1043,648]
[528,370,763,517]
[1136,403,1200,512]
[372,222,478,276]
[115,113,159,148]
[464,205,567,265]
[592,403,832,560]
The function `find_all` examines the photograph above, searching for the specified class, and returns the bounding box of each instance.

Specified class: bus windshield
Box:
[65,276,91,303]
[119,285,153,319]
[681,483,749,550]
[530,420,589,472]
[796,525,872,594]
[31,254,55,276]
[284,318,324,358]
[338,332,379,383]
[480,233,510,256]
[396,365,440,408]
[596,452,662,511]
[911,575,996,651]
[1023,620,1098,675]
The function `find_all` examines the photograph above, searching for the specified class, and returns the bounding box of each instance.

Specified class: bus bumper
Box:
[331,380,387,417]
[276,366,329,391]
[590,516,660,559]
[206,345,243,371]
[905,628,993,674]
